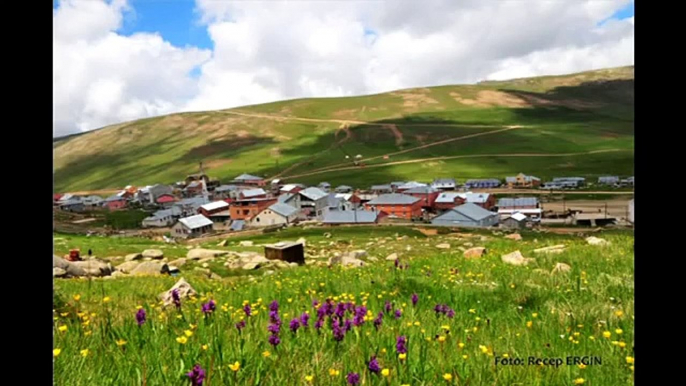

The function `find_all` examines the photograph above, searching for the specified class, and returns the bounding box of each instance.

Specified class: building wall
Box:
[250,209,297,227]
[229,199,277,220]
[432,212,499,228]
[106,200,126,211]
[408,192,440,208]
[365,201,422,220]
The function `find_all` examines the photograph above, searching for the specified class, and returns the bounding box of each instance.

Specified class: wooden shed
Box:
[264,242,305,265]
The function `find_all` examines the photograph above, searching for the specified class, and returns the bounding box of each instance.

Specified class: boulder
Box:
[239,241,254,247]
[111,271,127,278]
[328,253,365,268]
[501,250,535,266]
[71,259,113,277]
[210,273,222,280]
[464,247,486,259]
[552,263,572,274]
[187,249,228,260]
[385,253,399,261]
[198,257,216,264]
[168,266,180,274]
[436,243,451,249]
[194,267,211,276]
[324,232,332,238]
[263,270,276,276]
[142,249,164,259]
[159,278,197,307]
[242,262,262,270]
[125,253,143,262]
[53,267,67,278]
[168,258,188,267]
[586,236,610,246]
[350,250,367,259]
[533,245,566,254]
[130,261,168,276]
[505,233,523,241]
[53,255,87,277]
[116,261,141,274]
[217,240,228,247]
[464,242,474,247]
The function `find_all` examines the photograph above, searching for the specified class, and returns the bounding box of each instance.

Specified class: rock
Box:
[210,273,222,280]
[194,267,211,276]
[142,249,164,259]
[406,246,412,251]
[464,247,486,259]
[533,245,566,254]
[385,253,399,261]
[168,258,188,267]
[505,233,523,241]
[242,262,262,270]
[217,240,228,247]
[187,249,228,260]
[264,270,276,276]
[168,266,180,274]
[125,253,143,262]
[116,261,141,274]
[53,255,87,277]
[328,253,365,268]
[501,250,535,266]
[367,256,378,262]
[350,250,367,259]
[202,263,209,268]
[324,232,332,238]
[198,257,216,264]
[480,236,490,242]
[436,243,451,249]
[463,242,474,247]
[71,259,113,277]
[130,261,168,276]
[458,246,466,252]
[111,271,127,278]
[159,278,197,307]
[53,267,67,278]
[552,263,572,274]
[239,241,254,247]
[296,237,306,246]
[586,236,610,246]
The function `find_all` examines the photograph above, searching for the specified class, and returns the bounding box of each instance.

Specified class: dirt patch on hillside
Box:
[270,147,282,157]
[383,124,404,146]
[204,159,233,169]
[332,109,359,119]
[450,91,530,108]
[392,88,439,108]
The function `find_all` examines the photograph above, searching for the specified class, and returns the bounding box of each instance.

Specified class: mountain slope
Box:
[54,66,634,192]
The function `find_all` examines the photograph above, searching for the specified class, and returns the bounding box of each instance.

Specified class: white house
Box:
[250,202,300,227]
[171,214,213,239]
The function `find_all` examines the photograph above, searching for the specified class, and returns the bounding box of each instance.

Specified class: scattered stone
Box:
[142,249,164,259]
[324,232,332,238]
[53,255,87,277]
[194,267,211,276]
[436,243,451,249]
[187,249,228,260]
[533,245,566,254]
[125,253,143,262]
[111,271,127,278]
[202,263,209,268]
[406,246,412,251]
[552,263,572,274]
[385,253,399,261]
[71,259,113,277]
[505,233,523,241]
[464,242,474,247]
[242,262,261,270]
[586,236,610,246]
[463,247,486,259]
[168,258,187,267]
[239,241,254,247]
[501,250,535,266]
[116,261,141,274]
[53,267,67,278]
[458,246,466,252]
[217,240,228,247]
[367,256,378,262]
[264,270,276,276]
[350,250,367,259]
[130,261,168,276]
[198,257,216,264]
[159,278,197,307]
[210,273,222,280]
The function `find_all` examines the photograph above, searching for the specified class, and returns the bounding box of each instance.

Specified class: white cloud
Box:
[54,0,634,136]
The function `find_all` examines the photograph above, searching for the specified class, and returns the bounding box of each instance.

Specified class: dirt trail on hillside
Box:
[281,149,629,180]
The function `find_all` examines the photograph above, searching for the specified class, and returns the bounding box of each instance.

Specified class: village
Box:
[53,163,634,241]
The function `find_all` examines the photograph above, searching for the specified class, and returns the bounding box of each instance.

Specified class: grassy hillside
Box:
[54,66,634,192]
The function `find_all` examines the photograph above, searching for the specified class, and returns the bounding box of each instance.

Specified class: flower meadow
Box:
[53,229,634,385]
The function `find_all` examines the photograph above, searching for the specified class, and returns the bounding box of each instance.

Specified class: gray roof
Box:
[215,185,240,192]
[465,179,500,184]
[436,192,461,203]
[241,188,267,198]
[398,181,427,190]
[497,197,538,208]
[318,182,331,187]
[371,184,392,191]
[299,187,328,201]
[230,220,245,231]
[323,210,378,224]
[335,185,353,190]
[432,178,456,185]
[234,173,263,181]
[367,193,420,205]
[278,193,295,203]
[148,207,181,220]
[176,196,209,207]
[451,203,497,221]
[268,202,299,217]
[178,214,213,229]
[327,193,343,207]
[552,177,585,182]
[390,181,406,186]
[105,195,125,202]
[60,199,83,206]
[404,186,439,194]
[463,192,490,204]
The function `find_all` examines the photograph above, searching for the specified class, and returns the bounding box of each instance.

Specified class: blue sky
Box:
[599,1,634,25]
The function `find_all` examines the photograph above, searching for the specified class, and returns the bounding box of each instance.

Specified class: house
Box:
[318,182,331,192]
[327,193,360,211]
[185,173,209,186]
[431,203,499,228]
[462,192,496,210]
[323,209,382,224]
[497,197,541,220]
[396,181,427,192]
[390,181,406,192]
[431,178,457,191]
[334,185,354,193]
[229,197,278,220]
[198,201,231,222]
[356,193,378,204]
[239,188,268,200]
[298,187,329,220]
[104,195,127,211]
[81,195,104,209]
[183,180,206,197]
[464,179,501,189]
[213,185,241,200]
[505,173,541,188]
[370,184,393,194]
[550,177,585,189]
[58,199,85,212]
[142,207,181,228]
[155,194,177,207]
[171,214,214,239]
[628,199,634,224]
[53,193,63,204]
[232,173,266,186]
[365,193,422,220]
[598,176,619,185]
[434,192,464,212]
[279,184,306,195]
[278,193,299,207]
[148,184,173,203]
[501,212,531,230]
[404,186,440,209]
[619,176,634,187]
[173,197,210,217]
[250,202,300,227]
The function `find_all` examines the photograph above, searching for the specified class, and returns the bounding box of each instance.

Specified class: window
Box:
[256,217,260,222]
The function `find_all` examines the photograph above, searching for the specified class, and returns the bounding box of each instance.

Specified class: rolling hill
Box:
[53,66,634,192]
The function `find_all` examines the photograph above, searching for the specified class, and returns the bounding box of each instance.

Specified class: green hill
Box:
[53,66,634,192]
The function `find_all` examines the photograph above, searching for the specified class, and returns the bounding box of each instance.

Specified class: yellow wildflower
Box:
[469,309,476,314]
[381,369,390,377]
[176,336,188,344]
[578,363,587,369]
[458,343,465,348]
[573,378,585,385]
[462,355,468,359]
[184,330,193,337]
[53,349,61,357]
[443,373,453,381]
[305,375,314,383]
[80,349,89,357]
[116,339,127,347]
[58,325,67,332]
[202,344,209,351]
[603,331,611,338]
[619,341,626,348]
[441,325,450,331]
[532,313,538,318]
[615,310,624,317]
[382,348,387,353]
[626,356,634,364]
[229,361,240,372]
[526,321,533,328]
[262,351,271,358]
[329,369,340,377]
[438,336,446,343]
[399,353,407,360]
[615,328,623,335]
[102,297,111,303]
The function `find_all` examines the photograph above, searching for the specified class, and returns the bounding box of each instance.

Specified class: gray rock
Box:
[159,278,197,307]
[130,261,168,276]
[71,259,113,277]
[501,250,535,266]
[386,253,398,261]
[142,249,164,259]
[187,249,228,260]
[533,245,566,254]
[552,263,572,274]
[53,267,67,278]
[436,243,451,249]
[111,271,127,278]
[505,233,523,241]
[464,247,486,259]
[116,261,140,274]
[239,241,254,247]
[217,240,228,247]
[586,237,610,246]
[125,253,143,262]
[168,258,188,267]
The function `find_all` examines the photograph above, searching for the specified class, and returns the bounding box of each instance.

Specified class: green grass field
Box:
[53,66,634,192]
[53,226,634,385]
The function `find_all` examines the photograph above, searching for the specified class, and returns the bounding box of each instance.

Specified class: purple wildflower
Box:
[172,289,181,309]
[347,372,360,385]
[135,308,146,326]
[394,309,402,319]
[332,318,345,341]
[368,355,381,374]
[300,313,310,328]
[373,311,383,330]
[269,310,280,324]
[314,317,324,330]
[335,303,346,319]
[269,300,279,312]
[344,318,352,332]
[312,299,320,308]
[243,304,252,317]
[268,323,281,335]
[447,308,455,318]
[396,336,408,354]
[411,293,418,307]
[289,318,300,333]
[394,259,399,268]
[201,300,216,315]
[186,364,205,386]
[268,334,281,347]
[384,301,393,314]
[235,320,246,332]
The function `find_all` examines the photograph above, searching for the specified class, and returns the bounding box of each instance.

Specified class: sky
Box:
[53,0,634,137]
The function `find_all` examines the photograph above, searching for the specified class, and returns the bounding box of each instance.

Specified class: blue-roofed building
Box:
[431,178,457,191]
[334,185,354,193]
[497,197,541,221]
[464,179,501,189]
[550,177,586,188]
[431,203,499,228]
